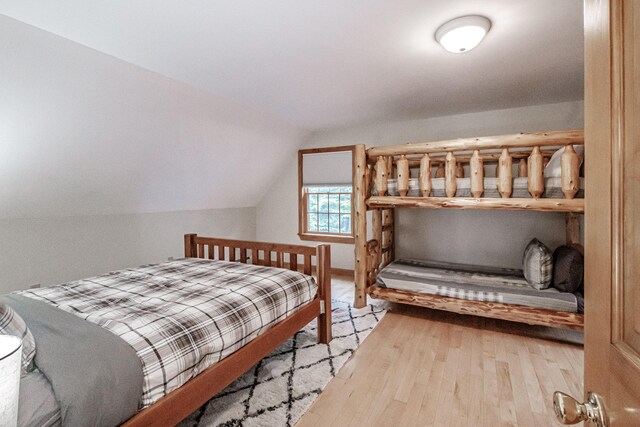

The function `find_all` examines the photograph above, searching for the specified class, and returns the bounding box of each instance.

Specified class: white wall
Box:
[256,101,583,270]
[1,16,305,218]
[0,17,303,291]
[0,208,255,293]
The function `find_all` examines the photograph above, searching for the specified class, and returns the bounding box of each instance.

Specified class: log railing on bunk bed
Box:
[352,130,585,330]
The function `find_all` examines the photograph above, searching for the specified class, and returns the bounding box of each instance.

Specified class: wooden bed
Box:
[352,130,585,330]
[121,234,332,427]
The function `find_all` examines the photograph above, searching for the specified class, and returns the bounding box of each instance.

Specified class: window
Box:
[298,146,355,244]
[304,185,352,235]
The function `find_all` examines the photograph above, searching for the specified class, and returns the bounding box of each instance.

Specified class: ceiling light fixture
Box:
[435,15,491,53]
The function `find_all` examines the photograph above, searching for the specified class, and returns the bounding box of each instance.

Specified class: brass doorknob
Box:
[553,391,607,426]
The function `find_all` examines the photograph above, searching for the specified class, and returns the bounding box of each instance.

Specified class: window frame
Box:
[298,145,356,244]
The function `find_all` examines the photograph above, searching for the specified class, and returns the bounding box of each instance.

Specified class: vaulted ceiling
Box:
[0,0,584,130]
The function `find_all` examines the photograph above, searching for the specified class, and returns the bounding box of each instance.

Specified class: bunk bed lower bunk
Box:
[370,259,584,330]
[351,130,586,330]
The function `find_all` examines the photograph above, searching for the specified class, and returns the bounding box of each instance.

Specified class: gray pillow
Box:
[523,238,553,290]
[0,302,36,376]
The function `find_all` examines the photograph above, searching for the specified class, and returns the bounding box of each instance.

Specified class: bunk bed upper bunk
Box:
[351,130,585,330]
[367,129,584,212]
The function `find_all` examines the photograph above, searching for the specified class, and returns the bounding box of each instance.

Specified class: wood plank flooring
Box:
[298,276,584,426]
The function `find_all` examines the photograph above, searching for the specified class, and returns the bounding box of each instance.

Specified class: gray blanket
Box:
[2,295,143,427]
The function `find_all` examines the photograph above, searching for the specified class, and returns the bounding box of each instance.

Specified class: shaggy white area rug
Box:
[179,300,386,427]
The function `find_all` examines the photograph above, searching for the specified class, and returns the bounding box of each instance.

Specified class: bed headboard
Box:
[183,234,329,277]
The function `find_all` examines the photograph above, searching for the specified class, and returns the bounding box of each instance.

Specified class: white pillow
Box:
[0,303,36,377]
[544,145,584,178]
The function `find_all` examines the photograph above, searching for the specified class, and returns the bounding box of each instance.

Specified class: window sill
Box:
[298,233,355,244]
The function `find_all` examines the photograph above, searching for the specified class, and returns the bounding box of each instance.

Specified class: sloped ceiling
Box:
[0,0,584,130]
[0,16,304,218]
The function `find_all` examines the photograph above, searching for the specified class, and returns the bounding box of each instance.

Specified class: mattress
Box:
[377,259,578,313]
[375,177,585,198]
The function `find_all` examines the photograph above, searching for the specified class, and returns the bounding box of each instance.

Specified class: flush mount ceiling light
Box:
[435,15,491,53]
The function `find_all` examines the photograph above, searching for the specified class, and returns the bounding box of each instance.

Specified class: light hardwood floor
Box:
[298,276,584,427]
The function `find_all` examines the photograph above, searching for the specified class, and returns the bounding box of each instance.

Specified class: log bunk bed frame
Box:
[351,130,585,330]
[122,234,332,427]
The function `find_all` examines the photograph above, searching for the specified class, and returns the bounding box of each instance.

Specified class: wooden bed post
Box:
[528,146,544,199]
[445,152,457,197]
[387,209,395,262]
[566,213,581,246]
[354,144,368,308]
[375,156,388,196]
[396,155,409,197]
[372,209,383,268]
[184,234,197,257]
[498,148,513,198]
[380,208,395,267]
[419,154,431,196]
[470,150,484,198]
[316,244,332,344]
[561,144,580,199]
[518,158,528,177]
[364,163,372,201]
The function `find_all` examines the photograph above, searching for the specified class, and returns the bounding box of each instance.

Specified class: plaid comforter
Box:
[18,258,318,407]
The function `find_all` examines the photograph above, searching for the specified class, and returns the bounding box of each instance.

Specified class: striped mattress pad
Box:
[18,258,318,408]
[376,177,585,198]
[377,259,577,313]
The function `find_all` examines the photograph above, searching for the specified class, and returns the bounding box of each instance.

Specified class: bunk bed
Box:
[351,130,585,330]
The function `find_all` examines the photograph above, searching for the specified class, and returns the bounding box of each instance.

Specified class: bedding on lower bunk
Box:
[377,259,579,313]
[11,258,318,426]
[376,177,585,198]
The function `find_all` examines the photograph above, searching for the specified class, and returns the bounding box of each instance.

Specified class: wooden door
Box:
[574,0,640,425]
